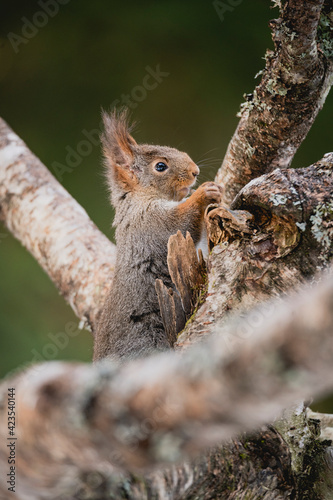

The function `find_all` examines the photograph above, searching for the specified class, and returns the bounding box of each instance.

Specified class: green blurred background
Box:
[0,0,332,400]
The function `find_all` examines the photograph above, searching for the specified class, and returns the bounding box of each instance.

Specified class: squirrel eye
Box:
[155,162,168,172]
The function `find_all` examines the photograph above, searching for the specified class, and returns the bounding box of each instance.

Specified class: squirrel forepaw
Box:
[198,182,223,205]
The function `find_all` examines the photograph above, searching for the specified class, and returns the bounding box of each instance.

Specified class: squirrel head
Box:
[101,109,199,202]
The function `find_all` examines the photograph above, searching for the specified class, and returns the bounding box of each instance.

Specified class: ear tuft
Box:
[101,107,137,167]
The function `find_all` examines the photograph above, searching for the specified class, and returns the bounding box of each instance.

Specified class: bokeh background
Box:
[0,0,332,408]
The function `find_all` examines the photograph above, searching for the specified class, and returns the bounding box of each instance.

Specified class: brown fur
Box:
[94,109,222,362]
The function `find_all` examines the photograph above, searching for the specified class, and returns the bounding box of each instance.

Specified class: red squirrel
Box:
[94,109,223,362]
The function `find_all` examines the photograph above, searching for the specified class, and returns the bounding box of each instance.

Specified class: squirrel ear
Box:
[101,108,137,168]
[111,162,139,192]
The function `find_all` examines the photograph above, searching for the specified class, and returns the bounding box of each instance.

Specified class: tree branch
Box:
[2,267,333,492]
[178,153,333,347]
[215,0,333,204]
[0,118,116,329]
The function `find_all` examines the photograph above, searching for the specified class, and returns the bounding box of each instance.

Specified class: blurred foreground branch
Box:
[1,269,333,497]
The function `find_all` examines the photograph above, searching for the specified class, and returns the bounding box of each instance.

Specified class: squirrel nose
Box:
[192,165,200,178]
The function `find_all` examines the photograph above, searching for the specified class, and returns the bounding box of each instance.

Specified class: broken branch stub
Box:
[156,231,207,344]
[155,279,186,346]
[205,204,254,253]
[167,231,206,315]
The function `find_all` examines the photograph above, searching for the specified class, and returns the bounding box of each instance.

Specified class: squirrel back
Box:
[93,109,222,362]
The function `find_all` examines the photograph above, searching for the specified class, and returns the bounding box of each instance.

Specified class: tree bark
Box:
[215,0,333,205]
[0,118,116,329]
[177,153,333,347]
[2,271,333,497]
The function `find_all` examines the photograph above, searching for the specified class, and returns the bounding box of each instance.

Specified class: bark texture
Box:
[215,0,333,204]
[1,269,333,499]
[177,153,333,347]
[156,231,207,345]
[0,118,116,329]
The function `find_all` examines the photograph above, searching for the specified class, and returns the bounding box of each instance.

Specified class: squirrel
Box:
[93,109,223,362]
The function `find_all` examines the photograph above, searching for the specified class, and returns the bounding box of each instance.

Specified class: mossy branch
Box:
[215,0,333,204]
